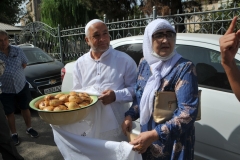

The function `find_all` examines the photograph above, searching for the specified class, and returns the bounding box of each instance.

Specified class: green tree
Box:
[0,0,25,25]
[140,0,202,32]
[82,0,139,21]
[198,0,240,34]
[40,0,140,27]
[40,0,98,28]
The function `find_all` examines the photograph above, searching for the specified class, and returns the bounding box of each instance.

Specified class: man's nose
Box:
[98,35,107,41]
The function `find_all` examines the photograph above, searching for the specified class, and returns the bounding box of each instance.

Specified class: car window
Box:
[22,48,54,64]
[175,44,239,91]
[115,43,143,66]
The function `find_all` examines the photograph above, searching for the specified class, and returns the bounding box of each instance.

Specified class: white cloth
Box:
[139,53,181,125]
[85,19,104,35]
[52,125,142,160]
[140,18,182,125]
[74,86,101,96]
[143,18,176,65]
[52,46,138,159]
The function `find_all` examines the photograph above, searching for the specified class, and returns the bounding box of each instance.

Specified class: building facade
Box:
[20,0,41,26]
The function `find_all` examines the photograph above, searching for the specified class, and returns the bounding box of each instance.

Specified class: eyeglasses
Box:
[152,31,176,40]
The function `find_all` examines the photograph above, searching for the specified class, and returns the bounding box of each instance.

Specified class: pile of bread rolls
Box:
[35,91,93,111]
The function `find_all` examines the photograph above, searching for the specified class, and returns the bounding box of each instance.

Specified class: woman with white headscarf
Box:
[122,19,199,160]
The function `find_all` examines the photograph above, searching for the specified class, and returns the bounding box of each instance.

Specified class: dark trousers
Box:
[0,101,24,160]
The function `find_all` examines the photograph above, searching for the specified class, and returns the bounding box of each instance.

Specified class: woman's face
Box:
[152,29,176,57]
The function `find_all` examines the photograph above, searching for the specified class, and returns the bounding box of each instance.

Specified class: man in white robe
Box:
[51,19,141,160]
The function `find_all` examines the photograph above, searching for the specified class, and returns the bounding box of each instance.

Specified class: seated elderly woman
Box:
[122,19,199,160]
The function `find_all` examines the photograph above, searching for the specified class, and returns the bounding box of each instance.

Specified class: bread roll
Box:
[79,92,90,97]
[66,102,79,110]
[49,99,63,107]
[39,101,48,110]
[35,99,44,109]
[43,106,54,111]
[59,95,69,102]
[81,96,91,102]
[44,94,54,101]
[53,106,62,111]
[55,93,64,99]
[68,95,83,103]
[69,91,77,96]
[59,105,68,110]
[79,101,90,108]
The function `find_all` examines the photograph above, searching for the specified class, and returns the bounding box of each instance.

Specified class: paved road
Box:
[1,110,206,160]
[1,110,64,160]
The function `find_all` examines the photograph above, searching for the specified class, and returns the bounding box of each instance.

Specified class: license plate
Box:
[44,85,61,94]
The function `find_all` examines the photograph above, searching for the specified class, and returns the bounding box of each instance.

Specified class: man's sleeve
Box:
[72,60,82,90]
[19,48,28,64]
[0,60,5,76]
[114,58,137,102]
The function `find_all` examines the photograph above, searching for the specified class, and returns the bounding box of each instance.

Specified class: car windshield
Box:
[22,48,54,65]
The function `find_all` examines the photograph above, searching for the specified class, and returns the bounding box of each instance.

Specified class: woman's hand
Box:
[121,115,132,136]
[130,130,159,154]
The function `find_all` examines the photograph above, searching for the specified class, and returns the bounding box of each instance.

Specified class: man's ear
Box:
[85,37,90,45]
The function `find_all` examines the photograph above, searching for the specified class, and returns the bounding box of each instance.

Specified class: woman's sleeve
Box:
[154,61,199,144]
[124,58,146,121]
[125,94,140,121]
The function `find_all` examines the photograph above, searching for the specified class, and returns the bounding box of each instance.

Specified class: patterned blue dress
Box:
[125,57,199,160]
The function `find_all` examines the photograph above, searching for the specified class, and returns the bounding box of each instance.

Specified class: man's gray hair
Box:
[0,30,8,37]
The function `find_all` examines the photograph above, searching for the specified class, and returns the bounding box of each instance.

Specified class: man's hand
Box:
[219,16,240,101]
[98,89,116,105]
[22,63,27,69]
[219,16,240,66]
[121,115,132,135]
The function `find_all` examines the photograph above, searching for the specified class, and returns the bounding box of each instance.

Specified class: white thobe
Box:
[51,46,141,160]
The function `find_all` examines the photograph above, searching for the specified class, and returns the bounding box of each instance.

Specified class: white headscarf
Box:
[85,19,104,36]
[140,19,182,126]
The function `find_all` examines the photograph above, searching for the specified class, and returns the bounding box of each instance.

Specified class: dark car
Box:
[18,44,64,99]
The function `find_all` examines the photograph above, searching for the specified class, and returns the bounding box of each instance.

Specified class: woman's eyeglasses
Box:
[152,31,176,40]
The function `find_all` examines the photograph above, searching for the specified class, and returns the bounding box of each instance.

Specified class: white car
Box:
[61,33,240,160]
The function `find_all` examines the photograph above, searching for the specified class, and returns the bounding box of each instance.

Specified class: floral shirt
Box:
[125,57,199,160]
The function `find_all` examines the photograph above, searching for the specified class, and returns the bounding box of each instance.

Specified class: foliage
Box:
[0,0,25,25]
[40,0,140,27]
[140,0,202,32]
[182,0,202,13]
[40,0,98,28]
[141,0,182,16]
[82,0,139,21]
[198,0,240,35]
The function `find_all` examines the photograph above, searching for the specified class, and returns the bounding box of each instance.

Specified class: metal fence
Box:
[17,5,240,64]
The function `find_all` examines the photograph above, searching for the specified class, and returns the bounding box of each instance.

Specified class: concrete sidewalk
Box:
[1,110,64,160]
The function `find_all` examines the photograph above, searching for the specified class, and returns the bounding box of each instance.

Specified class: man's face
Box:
[85,22,110,53]
[0,34,9,51]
